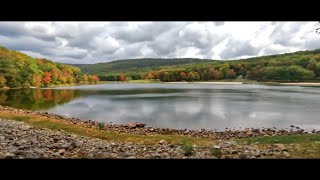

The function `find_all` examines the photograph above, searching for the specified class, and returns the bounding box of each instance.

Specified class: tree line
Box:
[0,46,99,88]
[97,49,320,82]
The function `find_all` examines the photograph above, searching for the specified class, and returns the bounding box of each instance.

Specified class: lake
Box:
[1,83,320,131]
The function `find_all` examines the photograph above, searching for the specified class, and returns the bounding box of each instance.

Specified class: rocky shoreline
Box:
[0,119,297,159]
[1,105,319,158]
[0,105,319,140]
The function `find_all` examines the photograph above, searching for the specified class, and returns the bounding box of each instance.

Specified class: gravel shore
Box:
[0,118,297,159]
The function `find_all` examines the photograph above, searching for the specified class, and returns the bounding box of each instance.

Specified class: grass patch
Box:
[238,134,320,145]
[0,111,213,146]
[257,82,282,86]
[237,134,320,158]
[210,148,222,157]
[8,115,32,121]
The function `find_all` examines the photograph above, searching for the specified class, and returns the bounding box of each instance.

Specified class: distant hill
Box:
[67,48,320,82]
[68,49,320,74]
[68,58,215,74]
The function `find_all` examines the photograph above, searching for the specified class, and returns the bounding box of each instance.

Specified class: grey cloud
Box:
[270,22,303,46]
[259,46,292,56]
[219,38,260,59]
[215,22,224,26]
[0,22,318,64]
[305,39,320,50]
[0,35,59,53]
[43,47,88,59]
[113,22,182,43]
[0,22,56,42]
[0,22,26,37]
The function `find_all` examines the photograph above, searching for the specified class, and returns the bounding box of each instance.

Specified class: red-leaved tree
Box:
[180,72,187,80]
[43,71,51,85]
[120,74,126,81]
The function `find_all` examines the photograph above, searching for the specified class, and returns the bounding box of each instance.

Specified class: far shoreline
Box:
[3,80,320,89]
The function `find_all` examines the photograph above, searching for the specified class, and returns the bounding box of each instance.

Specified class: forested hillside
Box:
[74,49,320,82]
[72,58,213,74]
[0,46,99,88]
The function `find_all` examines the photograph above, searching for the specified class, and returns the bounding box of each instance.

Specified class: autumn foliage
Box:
[120,74,126,81]
[92,75,99,83]
[0,46,99,88]
[43,71,51,85]
[180,72,187,80]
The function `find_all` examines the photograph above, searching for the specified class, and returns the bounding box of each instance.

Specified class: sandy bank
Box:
[279,82,320,86]
[164,82,243,84]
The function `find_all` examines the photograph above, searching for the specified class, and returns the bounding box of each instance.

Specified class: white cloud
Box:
[0,21,319,64]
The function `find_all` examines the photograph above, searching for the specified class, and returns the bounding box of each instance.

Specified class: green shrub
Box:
[181,144,194,156]
[97,122,105,130]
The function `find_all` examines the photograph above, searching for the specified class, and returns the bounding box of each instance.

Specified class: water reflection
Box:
[0,89,80,110]
[1,84,320,131]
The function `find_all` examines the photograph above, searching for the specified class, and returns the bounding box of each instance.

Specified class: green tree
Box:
[0,75,6,88]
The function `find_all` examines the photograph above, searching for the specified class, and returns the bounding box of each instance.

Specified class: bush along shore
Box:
[1,105,320,159]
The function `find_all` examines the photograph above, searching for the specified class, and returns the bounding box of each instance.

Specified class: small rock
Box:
[110,153,118,158]
[71,142,77,148]
[151,153,161,158]
[246,131,253,135]
[251,149,261,157]
[87,153,95,158]
[58,149,66,155]
[4,153,15,159]
[28,155,40,159]
[275,144,287,151]
[20,139,28,144]
[21,126,31,131]
[126,156,136,159]
[61,144,71,149]
[213,145,221,149]
[283,151,290,157]
[34,149,45,155]
[159,140,167,145]
[162,152,170,157]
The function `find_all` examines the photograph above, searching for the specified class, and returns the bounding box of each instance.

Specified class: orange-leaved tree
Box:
[43,71,51,86]
[92,75,99,83]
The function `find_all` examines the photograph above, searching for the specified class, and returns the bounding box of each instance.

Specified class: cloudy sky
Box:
[0,21,319,64]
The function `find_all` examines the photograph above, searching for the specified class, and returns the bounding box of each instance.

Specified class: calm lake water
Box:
[1,83,320,131]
